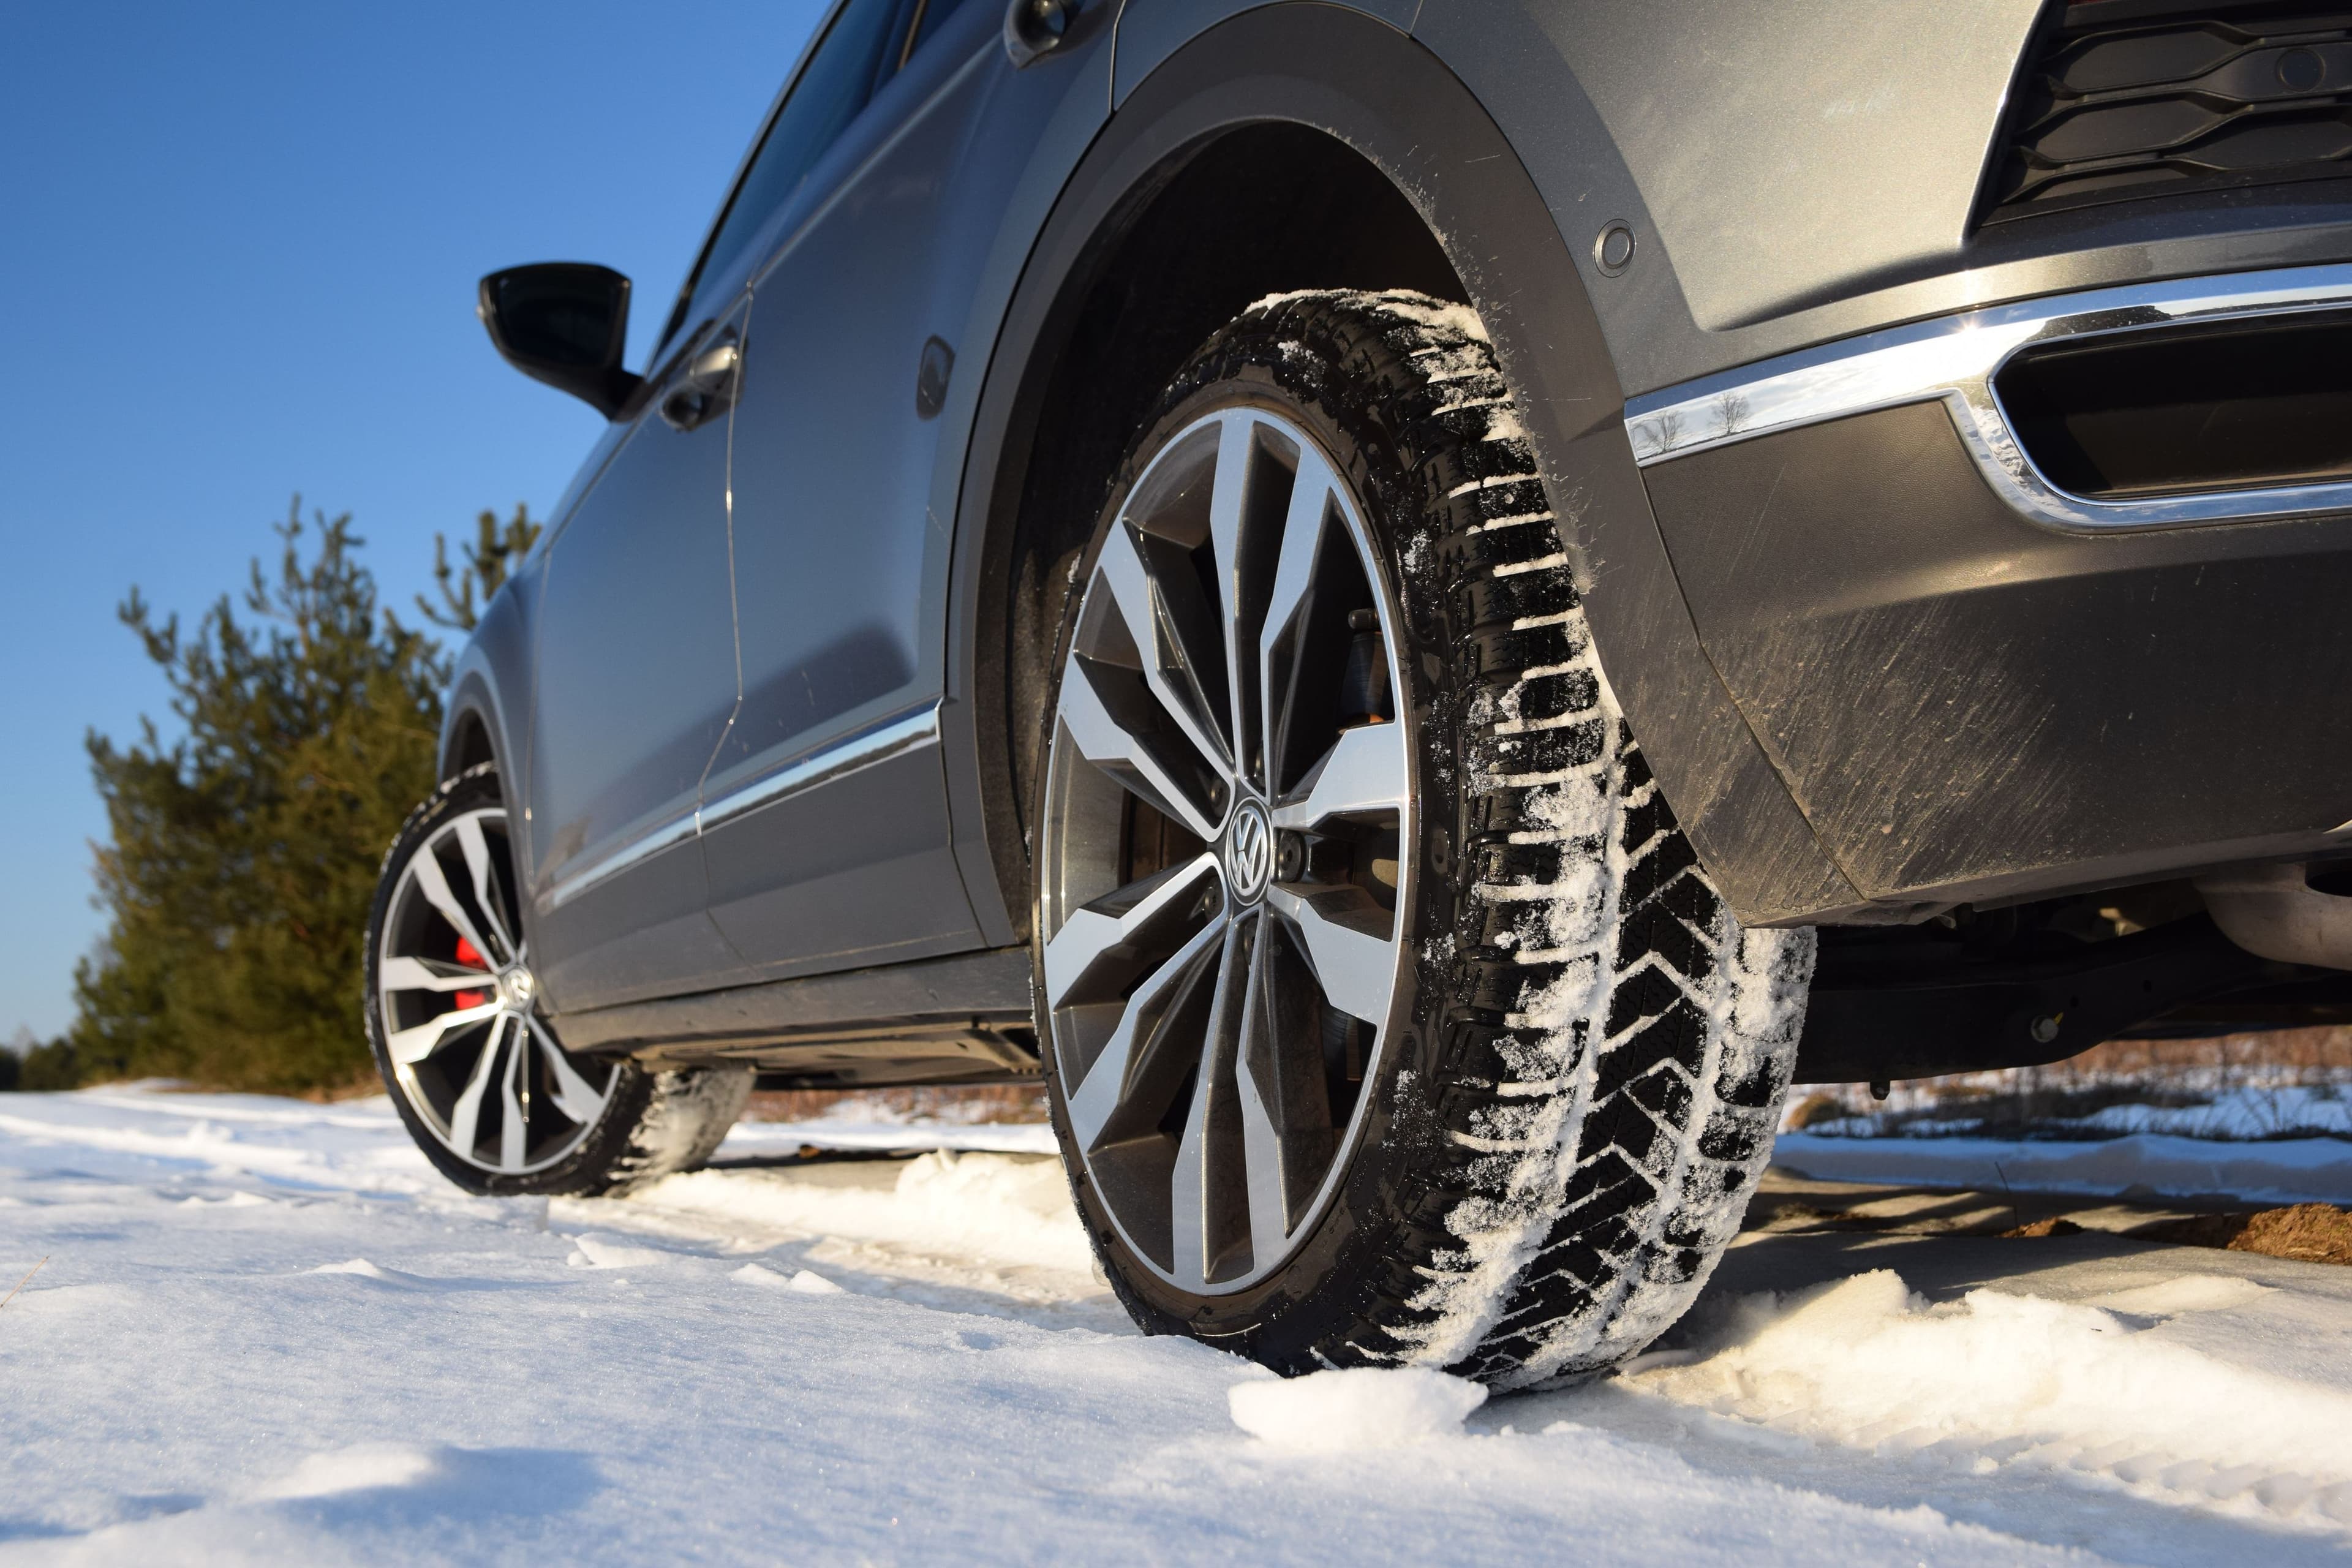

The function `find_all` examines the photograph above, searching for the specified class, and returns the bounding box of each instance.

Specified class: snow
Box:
[635,1150,1095,1274]
[1798,1085,2352,1142]
[1228,1366,1488,1453]
[1629,1270,2352,1523]
[730,1262,846,1295]
[9,1083,2352,1564]
[1776,1129,2352,1206]
[2076,1086,2352,1139]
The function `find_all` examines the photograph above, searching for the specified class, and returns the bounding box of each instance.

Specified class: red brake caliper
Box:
[453,935,489,1011]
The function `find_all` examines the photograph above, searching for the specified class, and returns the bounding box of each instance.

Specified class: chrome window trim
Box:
[1622,263,2352,532]
[695,699,941,835]
[544,701,941,910]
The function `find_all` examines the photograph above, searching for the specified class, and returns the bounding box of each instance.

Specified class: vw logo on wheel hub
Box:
[494,966,537,1012]
[1224,799,1274,903]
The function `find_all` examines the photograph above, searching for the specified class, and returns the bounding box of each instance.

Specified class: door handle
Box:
[660,340,741,431]
[1003,0,1082,67]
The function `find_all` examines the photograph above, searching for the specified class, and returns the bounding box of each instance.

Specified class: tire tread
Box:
[1214,292,1812,1387]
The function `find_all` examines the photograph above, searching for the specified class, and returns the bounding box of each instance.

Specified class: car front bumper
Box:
[1631,264,2352,916]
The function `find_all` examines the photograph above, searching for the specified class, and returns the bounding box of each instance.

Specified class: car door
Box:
[694,0,1001,978]
[523,301,748,1011]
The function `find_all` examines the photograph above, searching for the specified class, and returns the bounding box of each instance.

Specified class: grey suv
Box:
[366,0,2352,1385]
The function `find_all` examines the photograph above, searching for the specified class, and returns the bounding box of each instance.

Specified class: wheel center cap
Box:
[495,967,535,1011]
[1224,798,1274,903]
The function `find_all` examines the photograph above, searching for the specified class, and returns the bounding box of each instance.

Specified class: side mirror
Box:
[477,263,644,419]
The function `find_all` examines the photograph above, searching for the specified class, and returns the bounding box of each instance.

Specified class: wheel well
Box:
[976,124,1466,933]
[445,709,496,780]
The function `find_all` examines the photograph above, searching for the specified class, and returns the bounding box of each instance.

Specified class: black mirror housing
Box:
[478,263,645,419]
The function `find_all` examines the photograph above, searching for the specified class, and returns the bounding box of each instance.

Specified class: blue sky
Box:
[0,1,829,1041]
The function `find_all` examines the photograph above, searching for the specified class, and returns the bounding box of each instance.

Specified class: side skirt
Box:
[548,947,1040,1088]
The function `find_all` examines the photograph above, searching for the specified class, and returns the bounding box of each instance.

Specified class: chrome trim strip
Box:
[545,701,943,911]
[696,700,941,835]
[545,807,701,911]
[1623,263,2352,532]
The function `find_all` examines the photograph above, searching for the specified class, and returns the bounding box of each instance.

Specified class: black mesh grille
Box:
[1981,1,2352,224]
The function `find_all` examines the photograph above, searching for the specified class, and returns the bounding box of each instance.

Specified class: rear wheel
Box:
[1032,291,1814,1385]
[364,764,749,1196]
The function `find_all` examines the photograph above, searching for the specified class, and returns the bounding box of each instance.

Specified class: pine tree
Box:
[418,502,540,631]
[66,502,448,1093]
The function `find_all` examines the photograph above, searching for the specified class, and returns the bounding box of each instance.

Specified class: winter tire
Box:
[1032,290,1815,1386]
[365,763,751,1196]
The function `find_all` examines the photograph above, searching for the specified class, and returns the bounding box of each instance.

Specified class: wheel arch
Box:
[437,653,520,795]
[441,699,498,781]
[944,2,1858,944]
[434,571,538,915]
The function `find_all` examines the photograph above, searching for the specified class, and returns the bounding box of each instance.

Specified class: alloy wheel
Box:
[1039,404,1414,1294]
[374,806,616,1175]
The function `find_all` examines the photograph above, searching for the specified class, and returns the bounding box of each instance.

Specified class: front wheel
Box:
[1031,290,1814,1386]
[364,764,750,1196]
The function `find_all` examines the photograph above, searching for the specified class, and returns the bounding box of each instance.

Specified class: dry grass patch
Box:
[744,1084,1049,1125]
[2144,1203,2352,1265]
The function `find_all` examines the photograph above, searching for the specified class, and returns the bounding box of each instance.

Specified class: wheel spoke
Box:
[1169,914,1253,1290]
[1094,522,1234,779]
[1062,907,1228,1152]
[497,1028,528,1172]
[445,1014,506,1158]
[1055,660,1223,842]
[1269,720,1409,831]
[405,843,499,973]
[1265,884,1398,1027]
[1206,411,1258,772]
[529,1016,607,1126]
[379,955,491,994]
[1042,854,1221,1011]
[453,815,519,965]
[1258,444,1337,664]
[385,999,502,1067]
[1257,444,1340,791]
[1231,918,1295,1265]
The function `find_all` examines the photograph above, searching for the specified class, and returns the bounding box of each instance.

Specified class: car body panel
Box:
[451,0,2352,1054]
[439,596,529,816]
[523,391,733,899]
[944,2,1856,930]
[919,0,1141,950]
[555,0,1129,996]
[699,1,1005,974]
[519,303,753,1011]
[1505,1,2041,333]
[1417,2,2352,396]
[1109,0,1420,104]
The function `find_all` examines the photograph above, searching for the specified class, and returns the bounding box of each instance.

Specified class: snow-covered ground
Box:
[8,1087,2352,1564]
[1774,1126,2352,1208]
[1794,1085,2352,1144]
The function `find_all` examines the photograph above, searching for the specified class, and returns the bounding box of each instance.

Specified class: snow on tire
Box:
[1354,293,1814,1387]
[1041,288,1814,1385]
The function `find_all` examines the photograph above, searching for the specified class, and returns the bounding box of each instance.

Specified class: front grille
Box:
[1981,1,2352,224]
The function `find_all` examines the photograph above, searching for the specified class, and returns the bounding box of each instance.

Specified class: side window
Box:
[671,0,906,339]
